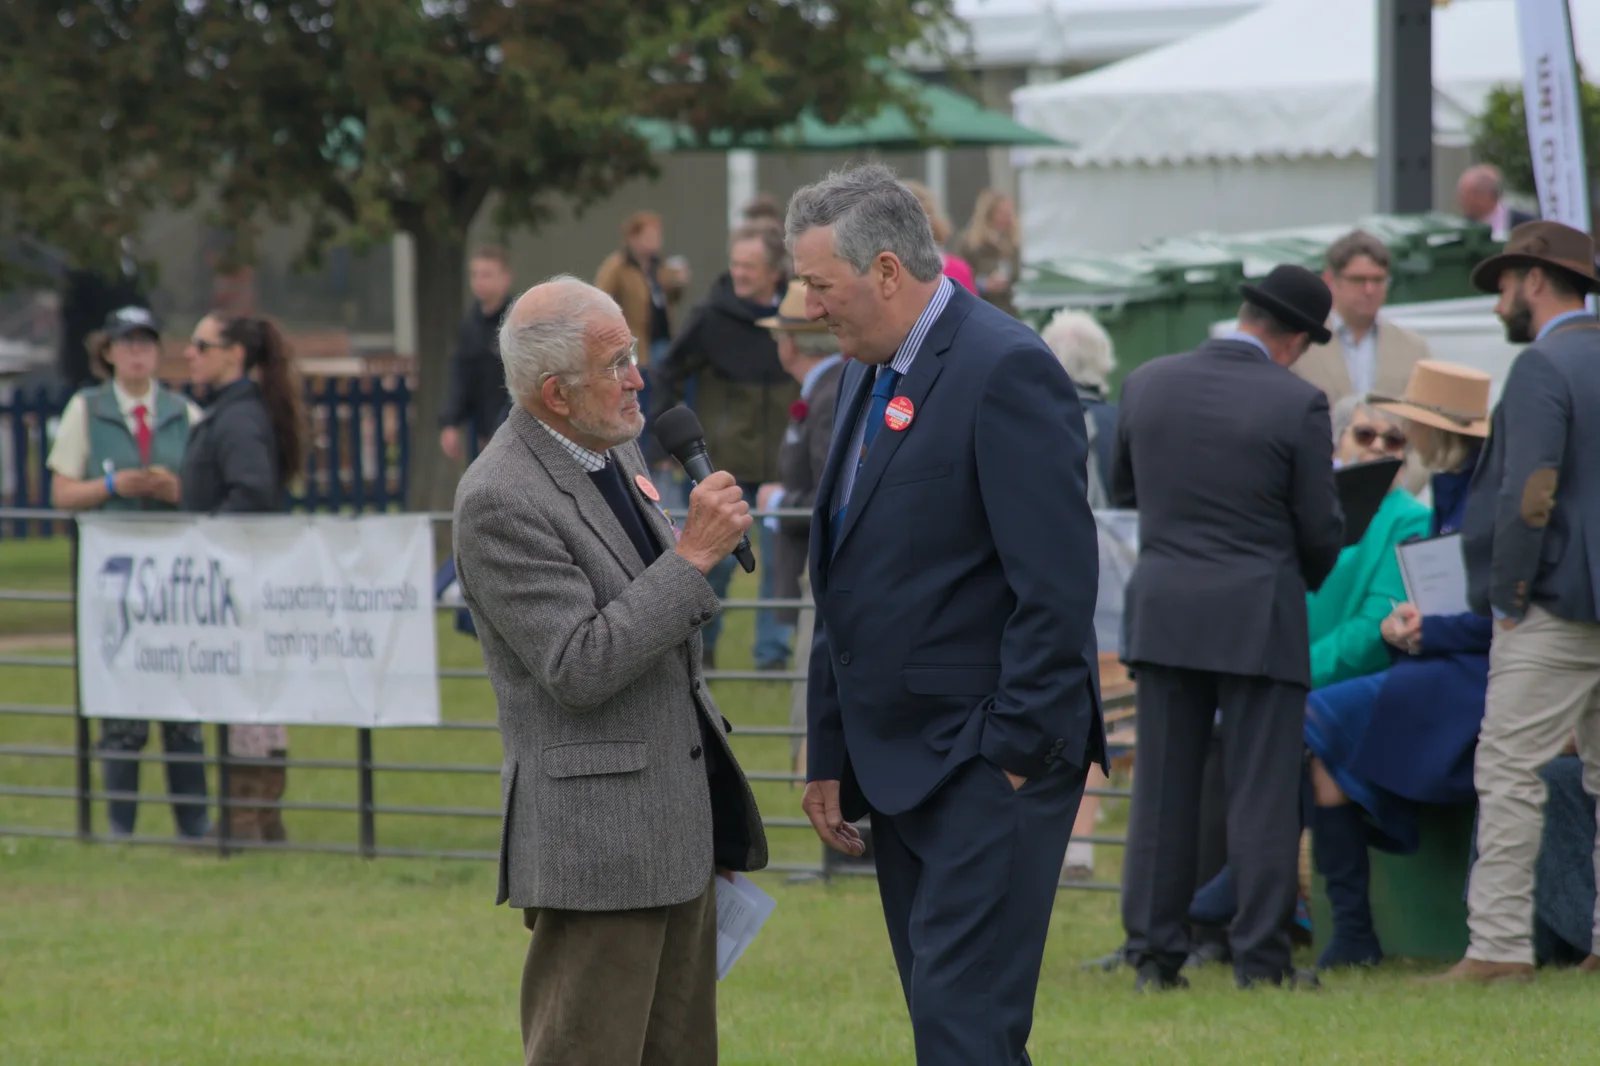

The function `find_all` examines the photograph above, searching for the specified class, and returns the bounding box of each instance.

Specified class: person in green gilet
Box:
[46,306,211,840]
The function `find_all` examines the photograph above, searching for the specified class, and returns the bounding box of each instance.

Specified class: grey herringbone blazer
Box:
[453,406,768,911]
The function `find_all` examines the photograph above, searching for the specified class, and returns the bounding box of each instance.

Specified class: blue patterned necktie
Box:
[830,367,901,549]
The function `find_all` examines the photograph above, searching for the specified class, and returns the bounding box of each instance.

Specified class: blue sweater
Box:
[1349,456,1491,804]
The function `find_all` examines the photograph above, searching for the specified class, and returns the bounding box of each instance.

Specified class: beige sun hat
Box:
[1370,360,1492,438]
[756,279,830,332]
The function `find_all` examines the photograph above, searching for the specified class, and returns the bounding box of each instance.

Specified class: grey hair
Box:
[1331,393,1381,444]
[788,329,839,358]
[784,163,944,283]
[498,275,622,406]
[731,220,787,275]
[1039,309,1115,388]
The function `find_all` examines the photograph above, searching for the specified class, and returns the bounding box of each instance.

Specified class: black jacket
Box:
[180,378,284,514]
[1111,338,1344,687]
[440,299,509,439]
[646,273,798,484]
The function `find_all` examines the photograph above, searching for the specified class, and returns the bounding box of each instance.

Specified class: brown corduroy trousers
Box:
[519,877,719,1066]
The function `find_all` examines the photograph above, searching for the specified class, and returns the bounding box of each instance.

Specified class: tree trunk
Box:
[407,226,467,523]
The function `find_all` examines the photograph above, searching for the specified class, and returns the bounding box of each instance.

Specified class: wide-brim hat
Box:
[756,279,829,332]
[1470,219,1600,295]
[1238,265,1334,345]
[104,305,161,341]
[1370,359,1492,438]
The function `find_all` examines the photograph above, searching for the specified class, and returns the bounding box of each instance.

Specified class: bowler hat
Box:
[756,280,830,333]
[103,305,161,341]
[1371,360,1491,439]
[1239,266,1333,345]
[1470,220,1600,295]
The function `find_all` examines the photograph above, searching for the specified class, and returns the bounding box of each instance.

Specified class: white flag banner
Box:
[77,513,441,727]
[1516,0,1592,233]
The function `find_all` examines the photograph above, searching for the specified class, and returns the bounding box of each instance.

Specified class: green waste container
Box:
[1016,250,1245,393]
[1016,214,1498,396]
[1310,801,1476,962]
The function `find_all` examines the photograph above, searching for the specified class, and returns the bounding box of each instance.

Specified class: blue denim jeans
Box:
[701,484,794,667]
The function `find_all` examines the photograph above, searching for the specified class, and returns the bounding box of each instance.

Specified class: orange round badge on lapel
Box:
[885,396,915,432]
[635,474,661,502]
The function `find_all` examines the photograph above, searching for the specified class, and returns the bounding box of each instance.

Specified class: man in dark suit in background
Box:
[790,164,1105,1065]
[1111,265,1344,991]
[754,280,846,778]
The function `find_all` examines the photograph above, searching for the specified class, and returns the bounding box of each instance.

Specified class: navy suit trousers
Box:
[871,755,1088,1066]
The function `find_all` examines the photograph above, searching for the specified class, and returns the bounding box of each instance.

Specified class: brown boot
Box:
[257,755,288,843]
[1421,958,1536,984]
[227,766,265,842]
[1578,955,1600,973]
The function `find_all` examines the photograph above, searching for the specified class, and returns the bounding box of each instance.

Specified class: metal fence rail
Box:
[0,507,1131,889]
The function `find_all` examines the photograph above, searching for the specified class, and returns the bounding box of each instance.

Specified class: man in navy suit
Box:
[788,164,1106,1065]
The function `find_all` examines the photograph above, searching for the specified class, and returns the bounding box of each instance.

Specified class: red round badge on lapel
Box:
[635,474,661,502]
[885,396,915,432]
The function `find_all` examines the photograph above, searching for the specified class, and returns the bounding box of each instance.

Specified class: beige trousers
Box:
[1468,606,1600,964]
[520,877,719,1066]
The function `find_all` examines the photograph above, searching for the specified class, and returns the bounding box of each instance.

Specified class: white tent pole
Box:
[727,151,759,234]
[924,148,949,214]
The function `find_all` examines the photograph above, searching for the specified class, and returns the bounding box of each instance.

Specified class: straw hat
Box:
[756,280,829,332]
[1370,360,1492,438]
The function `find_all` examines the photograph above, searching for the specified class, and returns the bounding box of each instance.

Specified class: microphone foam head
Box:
[653,405,705,459]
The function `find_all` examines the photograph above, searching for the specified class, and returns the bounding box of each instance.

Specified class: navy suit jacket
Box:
[805,284,1107,822]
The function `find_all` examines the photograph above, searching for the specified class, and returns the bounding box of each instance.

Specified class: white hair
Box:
[1039,309,1115,389]
[498,275,621,406]
[1331,393,1380,444]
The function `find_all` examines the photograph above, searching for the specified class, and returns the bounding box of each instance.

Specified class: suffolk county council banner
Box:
[76,513,441,727]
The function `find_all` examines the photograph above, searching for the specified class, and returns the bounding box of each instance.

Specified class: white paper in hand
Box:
[715,873,776,981]
[1396,534,1470,617]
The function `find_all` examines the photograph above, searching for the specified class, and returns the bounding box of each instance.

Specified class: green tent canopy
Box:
[634,74,1065,153]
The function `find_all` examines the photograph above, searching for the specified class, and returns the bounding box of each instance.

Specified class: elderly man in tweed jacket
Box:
[452,275,768,1066]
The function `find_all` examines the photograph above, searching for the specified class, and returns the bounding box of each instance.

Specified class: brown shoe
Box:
[1578,955,1600,973]
[1421,958,1535,984]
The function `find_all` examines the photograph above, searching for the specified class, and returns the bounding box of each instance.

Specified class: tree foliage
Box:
[1471,73,1600,202]
[0,0,959,507]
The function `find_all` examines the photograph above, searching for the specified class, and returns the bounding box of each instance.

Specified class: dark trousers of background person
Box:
[701,483,793,669]
[1188,730,1233,957]
[99,718,210,838]
[873,756,1088,1066]
[1122,666,1305,983]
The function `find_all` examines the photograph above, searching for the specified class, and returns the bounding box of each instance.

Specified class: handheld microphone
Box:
[654,406,756,574]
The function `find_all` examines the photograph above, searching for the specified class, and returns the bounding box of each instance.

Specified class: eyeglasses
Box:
[1350,425,1407,452]
[1338,272,1390,290]
[592,340,640,383]
[189,338,226,353]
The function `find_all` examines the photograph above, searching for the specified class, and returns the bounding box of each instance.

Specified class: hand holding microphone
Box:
[655,406,756,574]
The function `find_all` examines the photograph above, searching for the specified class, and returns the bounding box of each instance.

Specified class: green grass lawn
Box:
[1,543,1594,1064]
[0,534,72,637]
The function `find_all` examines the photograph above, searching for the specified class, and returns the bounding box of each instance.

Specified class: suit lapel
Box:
[831,291,968,560]
[810,359,872,587]
[510,408,643,579]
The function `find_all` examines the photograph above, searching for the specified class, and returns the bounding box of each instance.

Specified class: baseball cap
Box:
[104,306,161,341]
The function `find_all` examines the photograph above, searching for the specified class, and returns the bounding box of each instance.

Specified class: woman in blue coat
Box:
[1306,362,1493,968]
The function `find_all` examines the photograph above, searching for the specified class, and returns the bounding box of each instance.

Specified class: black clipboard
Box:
[1335,457,1402,547]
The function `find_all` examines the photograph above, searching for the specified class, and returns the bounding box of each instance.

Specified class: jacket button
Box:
[689,745,703,760]
[839,652,852,665]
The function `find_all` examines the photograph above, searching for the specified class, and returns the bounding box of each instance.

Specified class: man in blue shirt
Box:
[1442,221,1600,982]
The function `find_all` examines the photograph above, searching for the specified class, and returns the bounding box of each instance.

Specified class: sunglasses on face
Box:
[189,338,227,353]
[1350,425,1407,452]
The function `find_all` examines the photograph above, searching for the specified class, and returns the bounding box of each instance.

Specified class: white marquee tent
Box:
[1011,0,1600,259]
[919,0,1261,70]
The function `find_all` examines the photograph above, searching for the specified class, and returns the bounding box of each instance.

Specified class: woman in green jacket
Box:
[1306,396,1432,689]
